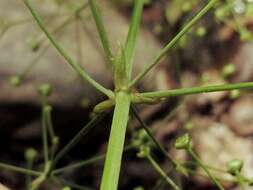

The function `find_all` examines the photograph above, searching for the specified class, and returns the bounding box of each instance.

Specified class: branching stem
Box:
[129,0,218,87]
[24,0,114,98]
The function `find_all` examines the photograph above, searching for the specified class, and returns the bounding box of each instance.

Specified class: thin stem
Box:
[24,0,114,98]
[53,145,133,175]
[236,172,247,190]
[146,154,181,190]
[185,168,236,183]
[53,154,104,175]
[45,106,56,142]
[131,106,177,166]
[184,161,228,174]
[125,0,144,80]
[140,82,253,99]
[129,0,218,87]
[42,106,49,164]
[19,45,49,80]
[88,0,114,67]
[26,160,34,189]
[100,92,131,190]
[188,149,225,190]
[0,162,41,176]
[53,112,107,166]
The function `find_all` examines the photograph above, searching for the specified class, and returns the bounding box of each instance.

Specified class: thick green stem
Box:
[24,0,114,98]
[100,92,131,190]
[129,0,218,87]
[140,82,253,99]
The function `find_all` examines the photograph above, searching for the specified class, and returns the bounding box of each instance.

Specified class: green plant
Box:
[1,0,253,189]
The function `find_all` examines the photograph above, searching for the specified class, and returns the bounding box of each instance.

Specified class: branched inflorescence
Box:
[0,0,252,189]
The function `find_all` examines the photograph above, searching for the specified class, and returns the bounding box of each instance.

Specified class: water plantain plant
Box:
[0,0,253,189]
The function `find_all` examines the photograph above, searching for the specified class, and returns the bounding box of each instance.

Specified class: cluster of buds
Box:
[174,133,192,150]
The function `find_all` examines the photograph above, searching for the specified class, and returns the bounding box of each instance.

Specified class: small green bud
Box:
[62,187,71,190]
[185,121,194,130]
[240,28,253,42]
[182,2,192,12]
[196,27,207,37]
[53,136,59,146]
[132,129,149,148]
[222,63,236,78]
[38,84,52,97]
[137,146,150,158]
[25,148,38,161]
[215,7,228,20]
[9,76,21,87]
[44,105,52,112]
[175,134,192,150]
[229,89,241,99]
[226,159,244,175]
[27,37,40,52]
[133,186,144,190]
[80,98,90,108]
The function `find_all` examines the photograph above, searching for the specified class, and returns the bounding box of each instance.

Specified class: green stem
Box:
[140,82,253,99]
[88,0,114,67]
[0,162,41,176]
[19,45,49,80]
[53,112,107,166]
[53,145,133,175]
[53,154,105,175]
[131,106,177,166]
[24,0,114,98]
[26,160,34,189]
[100,92,131,190]
[42,106,49,164]
[235,172,247,190]
[184,161,228,173]
[188,149,225,190]
[44,106,56,142]
[129,0,218,87]
[125,0,144,80]
[146,154,181,190]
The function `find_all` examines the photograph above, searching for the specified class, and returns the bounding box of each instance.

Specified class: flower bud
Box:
[9,76,21,87]
[25,148,38,161]
[175,134,192,150]
[38,84,52,97]
[137,146,150,158]
[226,159,243,175]
[222,63,236,78]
